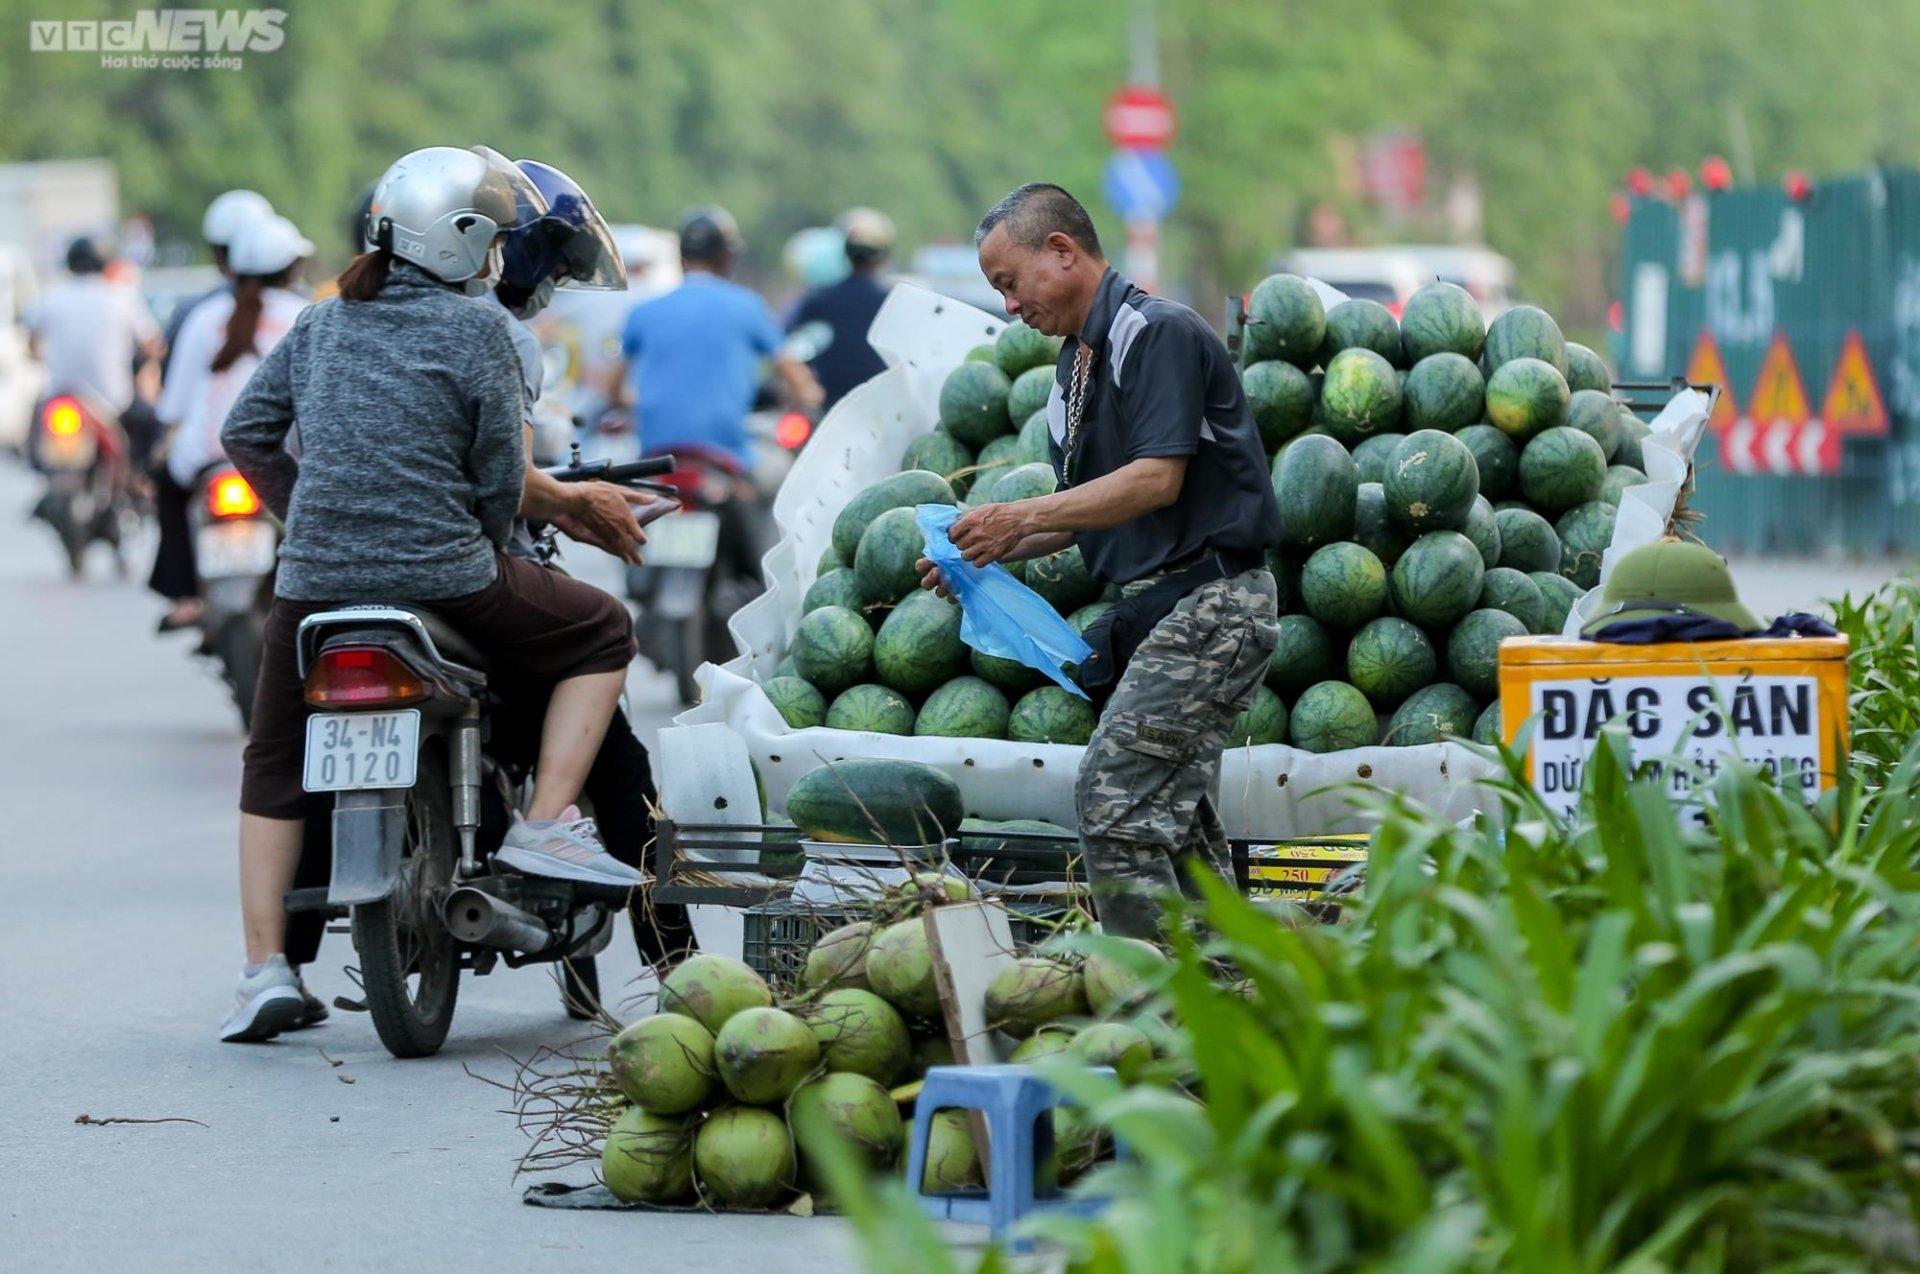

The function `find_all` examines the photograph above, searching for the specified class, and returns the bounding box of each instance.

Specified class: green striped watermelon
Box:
[987,462,1059,504]
[826,683,917,735]
[1006,366,1054,423]
[1482,305,1568,376]
[1320,348,1404,443]
[1272,434,1357,549]
[791,605,874,696]
[832,470,957,563]
[785,758,964,845]
[764,675,828,729]
[872,591,966,695]
[1531,571,1585,631]
[1346,616,1437,708]
[1455,423,1518,499]
[1389,531,1486,629]
[1564,389,1625,461]
[855,506,931,605]
[1472,701,1504,746]
[1520,427,1607,513]
[939,361,1013,447]
[1478,567,1548,633]
[1267,614,1338,696]
[1384,429,1480,532]
[901,431,976,499]
[1242,359,1316,452]
[1246,274,1326,368]
[1352,482,1411,565]
[972,646,1045,697]
[1399,281,1486,363]
[914,677,1011,739]
[1564,341,1611,393]
[1601,464,1647,505]
[965,344,997,364]
[1026,545,1102,615]
[994,321,1063,377]
[1014,411,1051,466]
[805,567,865,615]
[1485,357,1570,441]
[1288,681,1378,753]
[1317,299,1403,367]
[971,435,1023,496]
[1445,608,1527,699]
[1616,418,1652,470]
[1556,501,1617,589]
[1383,682,1480,746]
[1300,542,1388,630]
[1492,506,1562,575]
[1461,495,1501,568]
[1227,685,1289,746]
[1402,353,1485,433]
[1007,686,1098,745]
[1351,433,1406,486]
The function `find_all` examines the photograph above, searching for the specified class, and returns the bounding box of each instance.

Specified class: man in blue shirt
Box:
[616,206,820,467]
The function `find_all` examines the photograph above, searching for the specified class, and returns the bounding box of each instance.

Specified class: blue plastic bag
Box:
[915,503,1092,699]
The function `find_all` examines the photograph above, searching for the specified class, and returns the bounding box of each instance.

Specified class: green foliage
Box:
[1831,575,1920,789]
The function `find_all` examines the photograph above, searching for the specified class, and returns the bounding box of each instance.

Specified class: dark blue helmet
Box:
[496,160,625,316]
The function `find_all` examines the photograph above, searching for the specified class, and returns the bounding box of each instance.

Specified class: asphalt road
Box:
[0,461,858,1271]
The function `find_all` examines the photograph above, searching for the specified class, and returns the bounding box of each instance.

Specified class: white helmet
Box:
[228,214,314,277]
[366,145,548,294]
[202,189,273,247]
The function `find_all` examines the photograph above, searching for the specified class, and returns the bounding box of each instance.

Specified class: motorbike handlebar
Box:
[540,455,678,485]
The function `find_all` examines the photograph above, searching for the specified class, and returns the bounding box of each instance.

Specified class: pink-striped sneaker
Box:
[496,806,645,887]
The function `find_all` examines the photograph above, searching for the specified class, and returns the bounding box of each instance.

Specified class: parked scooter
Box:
[283,453,675,1059]
[188,464,279,727]
[27,392,138,578]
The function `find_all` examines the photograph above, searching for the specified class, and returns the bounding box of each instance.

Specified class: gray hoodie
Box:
[222,262,527,601]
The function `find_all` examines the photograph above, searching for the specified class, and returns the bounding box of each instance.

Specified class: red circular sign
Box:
[1104,85,1176,150]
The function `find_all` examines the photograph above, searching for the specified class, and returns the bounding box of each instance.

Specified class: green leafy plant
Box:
[1831,577,1920,788]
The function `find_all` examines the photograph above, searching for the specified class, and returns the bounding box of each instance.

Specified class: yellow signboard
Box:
[1246,837,1367,900]
[1497,636,1849,820]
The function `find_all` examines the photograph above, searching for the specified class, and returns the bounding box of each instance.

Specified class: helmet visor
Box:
[469,145,549,231]
[540,196,627,291]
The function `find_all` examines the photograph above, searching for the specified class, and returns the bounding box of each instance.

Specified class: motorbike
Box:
[283,452,676,1059]
[27,391,137,578]
[188,464,279,727]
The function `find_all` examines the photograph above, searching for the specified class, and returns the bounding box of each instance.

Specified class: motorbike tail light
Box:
[44,397,84,437]
[304,645,431,708]
[775,412,812,450]
[207,472,263,519]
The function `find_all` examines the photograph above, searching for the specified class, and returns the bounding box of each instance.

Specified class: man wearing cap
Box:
[786,208,896,412]
[1579,540,1762,641]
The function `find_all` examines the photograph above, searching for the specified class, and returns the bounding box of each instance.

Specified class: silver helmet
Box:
[366,146,548,294]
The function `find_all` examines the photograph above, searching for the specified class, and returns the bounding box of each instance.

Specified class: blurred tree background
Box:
[4,0,1920,322]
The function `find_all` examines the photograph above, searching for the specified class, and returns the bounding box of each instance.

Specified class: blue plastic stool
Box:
[905,1064,1122,1245]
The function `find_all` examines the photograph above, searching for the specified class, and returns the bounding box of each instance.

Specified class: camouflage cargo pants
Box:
[1076,567,1280,940]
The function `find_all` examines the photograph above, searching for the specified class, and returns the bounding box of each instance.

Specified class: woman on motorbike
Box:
[216,146,640,1043]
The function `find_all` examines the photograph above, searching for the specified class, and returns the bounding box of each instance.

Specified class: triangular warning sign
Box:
[1686,330,1738,432]
[1749,331,1811,428]
[1820,330,1890,436]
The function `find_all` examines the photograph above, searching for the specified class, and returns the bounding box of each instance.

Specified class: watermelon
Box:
[1242,360,1316,452]
[1402,353,1485,433]
[1008,687,1098,745]
[832,470,957,563]
[1615,417,1651,470]
[1472,701,1503,746]
[1064,602,1112,684]
[901,431,976,498]
[817,544,843,574]
[1478,567,1548,633]
[1556,501,1617,589]
[791,605,874,696]
[1485,358,1570,441]
[973,434,1024,486]
[1289,681,1378,753]
[1007,366,1054,424]
[786,758,965,846]
[855,506,930,605]
[764,675,828,729]
[1227,685,1289,746]
[1320,348,1404,444]
[1455,423,1518,501]
[1531,571,1585,632]
[805,567,865,616]
[826,684,917,735]
[1026,545,1102,615]
[972,646,1045,697]
[1272,434,1357,548]
[965,343,997,363]
[995,321,1063,378]
[1482,305,1568,375]
[1014,411,1052,466]
[1461,495,1501,568]
[1564,342,1611,393]
[915,677,1011,739]
[1446,608,1526,699]
[1351,433,1406,486]
[775,654,799,678]
[987,462,1058,504]
[939,361,1014,447]
[1563,389,1625,462]
[1384,429,1479,532]
[1400,281,1486,363]
[1351,482,1411,565]
[1383,682,1480,746]
[1318,299,1402,367]
[873,591,966,695]
[1266,614,1338,696]
[1390,531,1486,629]
[1601,465,1647,505]
[1346,617,1437,709]
[1300,542,1388,630]
[1492,507,1562,575]
[1519,427,1607,513]
[1246,274,1326,367]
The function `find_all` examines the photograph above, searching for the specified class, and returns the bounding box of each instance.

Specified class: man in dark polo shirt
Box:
[919,182,1283,939]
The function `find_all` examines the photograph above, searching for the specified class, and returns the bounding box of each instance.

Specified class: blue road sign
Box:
[1102,148,1180,222]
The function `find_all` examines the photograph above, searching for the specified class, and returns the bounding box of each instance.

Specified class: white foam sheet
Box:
[661,284,1696,841]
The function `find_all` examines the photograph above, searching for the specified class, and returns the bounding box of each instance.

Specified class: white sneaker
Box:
[218,955,307,1043]
[496,806,645,888]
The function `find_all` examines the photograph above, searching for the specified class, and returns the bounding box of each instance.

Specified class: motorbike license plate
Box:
[302,710,421,793]
[196,520,278,579]
[40,431,95,471]
[644,510,721,569]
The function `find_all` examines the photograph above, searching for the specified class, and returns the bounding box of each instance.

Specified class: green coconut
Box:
[983,957,1088,1039]
[601,1106,696,1204]
[802,922,876,992]
[806,988,912,1084]
[607,1013,717,1114]
[866,918,941,1018]
[713,1007,821,1106]
[894,870,980,906]
[912,1033,955,1076]
[1009,1027,1075,1065]
[921,1108,983,1192]
[659,954,772,1035]
[694,1106,796,1208]
[1068,1022,1155,1083]
[790,1072,905,1177]
[1082,937,1172,1018]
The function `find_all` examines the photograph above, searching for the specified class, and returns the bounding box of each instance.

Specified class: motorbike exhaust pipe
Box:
[443,886,552,953]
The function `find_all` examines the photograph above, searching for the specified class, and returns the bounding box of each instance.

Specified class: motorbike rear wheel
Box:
[353,748,461,1058]
[214,611,267,730]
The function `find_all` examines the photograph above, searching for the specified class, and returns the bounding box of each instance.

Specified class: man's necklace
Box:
[1062,342,1094,483]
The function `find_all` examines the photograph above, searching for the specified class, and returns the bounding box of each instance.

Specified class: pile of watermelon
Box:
[766,284,1658,755]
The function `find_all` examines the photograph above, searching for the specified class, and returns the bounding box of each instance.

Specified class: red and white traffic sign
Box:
[1717,331,1838,476]
[1104,85,1176,150]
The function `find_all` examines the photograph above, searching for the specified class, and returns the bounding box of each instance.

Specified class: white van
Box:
[1277,245,1516,320]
